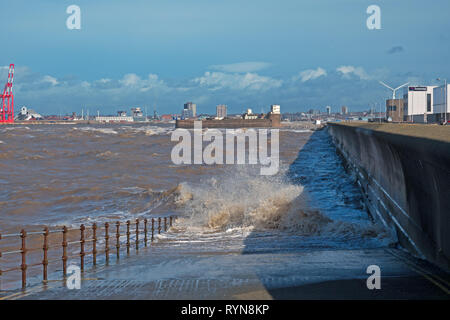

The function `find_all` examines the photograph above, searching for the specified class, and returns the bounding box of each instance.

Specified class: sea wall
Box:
[328,123,450,271]
[176,114,281,129]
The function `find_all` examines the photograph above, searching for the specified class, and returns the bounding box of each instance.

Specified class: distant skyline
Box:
[1,0,449,115]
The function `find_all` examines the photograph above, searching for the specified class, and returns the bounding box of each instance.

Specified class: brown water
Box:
[0,124,309,233]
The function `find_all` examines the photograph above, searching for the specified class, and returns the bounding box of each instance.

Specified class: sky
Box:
[1,0,449,115]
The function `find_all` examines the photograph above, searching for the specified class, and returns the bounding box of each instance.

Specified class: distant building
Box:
[96,110,133,123]
[216,104,227,119]
[431,84,450,124]
[15,106,43,121]
[182,102,196,118]
[160,114,176,121]
[270,105,280,114]
[402,86,436,123]
[95,115,133,123]
[326,106,331,115]
[131,107,146,122]
[341,106,348,115]
[386,99,404,122]
[243,108,258,120]
[131,107,143,117]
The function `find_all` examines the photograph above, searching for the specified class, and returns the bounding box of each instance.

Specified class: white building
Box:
[432,84,450,124]
[271,105,280,114]
[96,110,136,123]
[15,106,43,121]
[402,86,436,123]
[182,102,196,118]
[216,104,227,119]
[95,115,134,123]
[243,108,258,119]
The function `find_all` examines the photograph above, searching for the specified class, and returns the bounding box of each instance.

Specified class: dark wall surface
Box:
[328,122,450,271]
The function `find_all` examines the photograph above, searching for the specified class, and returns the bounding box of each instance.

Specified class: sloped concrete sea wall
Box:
[328,123,450,271]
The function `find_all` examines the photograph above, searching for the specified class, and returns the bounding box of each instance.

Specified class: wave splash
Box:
[156,168,389,240]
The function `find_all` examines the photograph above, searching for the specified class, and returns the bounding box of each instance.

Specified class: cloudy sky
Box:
[1,0,449,115]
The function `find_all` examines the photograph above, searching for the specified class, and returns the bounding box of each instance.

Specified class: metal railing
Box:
[0,216,175,289]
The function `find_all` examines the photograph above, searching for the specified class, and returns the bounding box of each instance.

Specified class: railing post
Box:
[144,219,148,247]
[135,219,139,251]
[0,233,2,290]
[62,226,68,278]
[126,220,130,254]
[92,223,97,266]
[116,221,120,259]
[42,227,49,283]
[80,224,85,272]
[170,216,173,227]
[158,217,161,234]
[20,229,27,289]
[164,217,167,232]
[105,222,109,263]
[151,218,155,242]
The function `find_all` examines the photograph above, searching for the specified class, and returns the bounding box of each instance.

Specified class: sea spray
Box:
[157,167,392,242]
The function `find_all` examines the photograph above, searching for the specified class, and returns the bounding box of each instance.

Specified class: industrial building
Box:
[216,105,227,119]
[431,84,449,124]
[95,110,133,123]
[386,99,404,122]
[402,86,436,123]
[382,84,448,124]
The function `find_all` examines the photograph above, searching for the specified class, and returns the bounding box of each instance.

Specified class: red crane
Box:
[1,63,15,123]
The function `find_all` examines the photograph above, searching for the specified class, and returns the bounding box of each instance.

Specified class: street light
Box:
[437,78,447,124]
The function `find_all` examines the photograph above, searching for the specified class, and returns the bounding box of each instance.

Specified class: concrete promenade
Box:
[332,122,450,143]
[0,233,448,300]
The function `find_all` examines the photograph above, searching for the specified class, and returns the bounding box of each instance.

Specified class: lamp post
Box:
[437,78,447,124]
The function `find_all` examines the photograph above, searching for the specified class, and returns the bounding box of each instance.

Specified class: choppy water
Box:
[0,124,393,251]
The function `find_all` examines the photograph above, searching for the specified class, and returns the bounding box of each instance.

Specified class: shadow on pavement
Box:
[240,128,450,300]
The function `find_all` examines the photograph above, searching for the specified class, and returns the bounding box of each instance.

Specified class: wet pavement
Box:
[1,233,448,300]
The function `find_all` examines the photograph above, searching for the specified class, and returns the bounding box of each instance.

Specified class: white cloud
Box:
[193,71,282,91]
[120,73,140,86]
[140,74,166,92]
[293,67,327,82]
[210,62,271,73]
[117,73,167,92]
[42,75,58,86]
[336,65,371,80]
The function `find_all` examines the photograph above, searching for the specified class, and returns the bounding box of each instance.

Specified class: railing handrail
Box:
[0,215,176,289]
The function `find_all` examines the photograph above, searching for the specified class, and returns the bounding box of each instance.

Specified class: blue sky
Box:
[1,0,449,115]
